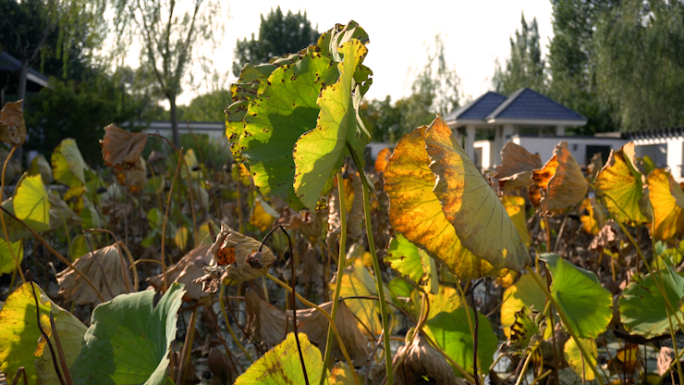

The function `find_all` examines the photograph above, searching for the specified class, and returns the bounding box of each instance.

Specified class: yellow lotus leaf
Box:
[14,173,50,232]
[384,125,496,280]
[374,147,391,173]
[0,100,26,146]
[648,169,684,242]
[100,124,148,170]
[580,197,607,235]
[0,237,22,275]
[231,163,252,186]
[502,196,531,246]
[250,198,275,231]
[529,141,587,215]
[501,273,546,337]
[424,116,531,273]
[595,143,650,225]
[564,338,598,381]
[427,285,461,320]
[496,270,518,288]
[494,141,542,180]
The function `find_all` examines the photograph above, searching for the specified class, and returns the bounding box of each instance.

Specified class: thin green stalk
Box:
[514,345,537,385]
[349,145,393,385]
[219,281,254,363]
[666,304,684,383]
[1,146,24,283]
[266,273,361,385]
[528,271,606,385]
[320,173,348,384]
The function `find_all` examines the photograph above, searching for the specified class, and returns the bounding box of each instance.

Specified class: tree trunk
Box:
[169,93,180,147]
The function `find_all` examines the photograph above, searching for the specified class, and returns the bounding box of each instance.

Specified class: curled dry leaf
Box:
[195,223,276,291]
[148,245,212,300]
[529,141,587,215]
[389,334,466,385]
[0,100,27,146]
[147,150,166,163]
[244,288,370,365]
[56,242,133,305]
[100,124,148,170]
[114,156,147,193]
[494,142,542,192]
[588,220,621,251]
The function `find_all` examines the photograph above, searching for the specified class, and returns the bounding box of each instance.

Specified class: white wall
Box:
[633,137,684,182]
[511,136,628,166]
[474,140,493,170]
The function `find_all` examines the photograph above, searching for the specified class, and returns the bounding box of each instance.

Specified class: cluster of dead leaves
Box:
[0,101,27,147]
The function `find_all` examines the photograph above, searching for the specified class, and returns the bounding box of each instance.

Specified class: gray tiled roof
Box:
[0,51,49,85]
[486,88,586,122]
[443,91,507,121]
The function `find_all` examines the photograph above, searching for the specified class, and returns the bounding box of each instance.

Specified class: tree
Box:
[493,14,546,95]
[232,7,319,77]
[547,0,618,135]
[179,88,231,122]
[594,0,684,131]
[112,0,222,147]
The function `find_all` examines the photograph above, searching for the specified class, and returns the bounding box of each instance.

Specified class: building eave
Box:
[486,118,587,126]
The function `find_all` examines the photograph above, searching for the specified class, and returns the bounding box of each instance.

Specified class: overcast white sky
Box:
[177,0,554,105]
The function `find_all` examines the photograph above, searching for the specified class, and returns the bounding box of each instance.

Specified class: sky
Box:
[176,0,554,106]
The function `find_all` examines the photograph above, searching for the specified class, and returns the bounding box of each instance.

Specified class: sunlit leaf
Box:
[250,198,275,231]
[293,39,370,209]
[540,253,612,338]
[374,147,391,173]
[564,338,598,381]
[619,265,684,338]
[529,141,587,214]
[501,273,546,337]
[0,237,21,275]
[425,116,531,273]
[14,173,50,232]
[384,125,494,280]
[426,285,461,321]
[330,258,391,336]
[501,196,531,246]
[579,197,607,235]
[70,283,185,385]
[52,138,86,188]
[330,362,356,385]
[35,303,88,384]
[647,169,684,242]
[235,333,328,385]
[28,154,53,184]
[0,282,52,383]
[423,308,497,377]
[494,141,542,191]
[385,234,427,284]
[595,143,650,225]
[0,100,26,146]
[240,52,339,209]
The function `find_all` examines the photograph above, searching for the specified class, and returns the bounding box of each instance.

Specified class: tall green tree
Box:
[232,7,319,77]
[493,14,546,95]
[112,0,222,147]
[594,0,684,131]
[547,0,618,134]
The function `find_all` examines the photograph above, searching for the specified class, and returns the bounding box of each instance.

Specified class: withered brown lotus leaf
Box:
[147,150,166,163]
[244,288,289,346]
[49,193,83,228]
[100,124,148,169]
[494,141,542,180]
[114,157,147,193]
[148,245,212,300]
[208,347,237,385]
[195,223,276,290]
[0,101,27,146]
[56,242,133,305]
[530,141,587,214]
[589,220,621,251]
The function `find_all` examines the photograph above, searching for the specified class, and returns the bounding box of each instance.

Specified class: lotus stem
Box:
[219,281,254,363]
[161,148,184,292]
[1,146,24,283]
[320,173,348,384]
[348,143,394,385]
[514,345,537,385]
[528,270,606,385]
[266,273,361,385]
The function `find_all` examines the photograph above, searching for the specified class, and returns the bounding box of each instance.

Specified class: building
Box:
[444,88,628,171]
[0,51,50,105]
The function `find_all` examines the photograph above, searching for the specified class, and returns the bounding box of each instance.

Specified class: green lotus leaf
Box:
[564,338,598,381]
[52,138,86,188]
[619,265,684,338]
[386,234,437,293]
[540,253,612,339]
[423,308,498,378]
[28,154,53,184]
[0,198,32,242]
[235,332,329,385]
[293,39,370,209]
[501,273,546,337]
[70,283,186,385]
[0,236,22,275]
[14,173,50,232]
[240,52,339,209]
